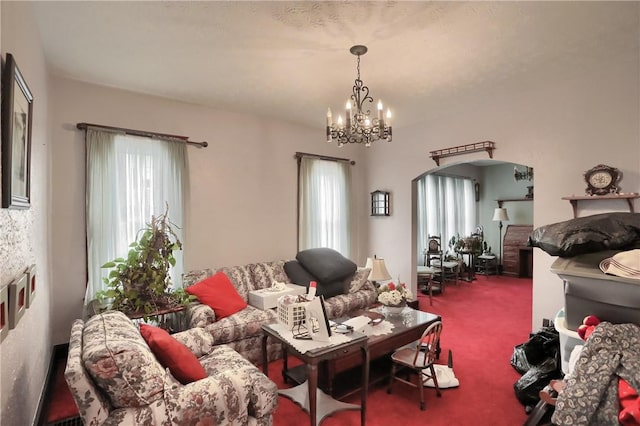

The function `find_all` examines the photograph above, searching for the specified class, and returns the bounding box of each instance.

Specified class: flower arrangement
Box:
[377,280,413,307]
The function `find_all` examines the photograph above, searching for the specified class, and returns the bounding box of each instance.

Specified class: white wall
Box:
[480,163,534,264]
[0,2,53,425]
[49,77,370,344]
[371,33,640,331]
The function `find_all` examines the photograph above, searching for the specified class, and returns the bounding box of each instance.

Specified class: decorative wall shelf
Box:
[429,141,495,166]
[561,193,639,218]
[496,198,533,208]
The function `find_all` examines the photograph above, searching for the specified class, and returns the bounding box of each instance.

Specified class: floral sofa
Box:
[183,259,377,365]
[65,310,278,425]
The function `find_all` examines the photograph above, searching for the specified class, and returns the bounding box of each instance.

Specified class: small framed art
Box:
[2,53,33,209]
[9,272,27,329]
[25,264,36,308]
[0,285,8,343]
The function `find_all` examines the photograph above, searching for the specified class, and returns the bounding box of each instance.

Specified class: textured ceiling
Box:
[31,1,639,129]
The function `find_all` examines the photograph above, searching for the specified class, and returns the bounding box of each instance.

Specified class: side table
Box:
[126,305,187,333]
[262,324,369,426]
[460,251,477,281]
[476,254,498,276]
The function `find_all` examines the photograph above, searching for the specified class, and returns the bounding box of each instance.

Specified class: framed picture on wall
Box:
[2,53,33,209]
[25,264,36,308]
[0,285,8,343]
[9,272,28,329]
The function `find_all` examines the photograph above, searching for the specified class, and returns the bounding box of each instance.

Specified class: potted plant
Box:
[97,206,194,318]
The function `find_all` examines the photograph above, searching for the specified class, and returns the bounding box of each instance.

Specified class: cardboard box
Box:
[551,250,640,331]
[248,284,306,310]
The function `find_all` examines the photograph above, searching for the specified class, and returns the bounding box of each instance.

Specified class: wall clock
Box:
[584,164,621,196]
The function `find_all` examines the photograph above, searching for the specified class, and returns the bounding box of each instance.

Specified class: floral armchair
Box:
[65,310,278,425]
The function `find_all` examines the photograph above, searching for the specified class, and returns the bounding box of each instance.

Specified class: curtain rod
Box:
[294,151,355,165]
[430,172,475,180]
[76,122,208,148]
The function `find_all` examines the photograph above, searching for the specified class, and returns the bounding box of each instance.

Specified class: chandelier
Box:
[326,45,392,147]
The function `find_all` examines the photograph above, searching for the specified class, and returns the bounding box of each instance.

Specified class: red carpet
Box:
[45,274,531,425]
[44,357,78,423]
[271,274,532,426]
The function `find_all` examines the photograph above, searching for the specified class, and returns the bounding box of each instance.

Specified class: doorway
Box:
[412,160,534,285]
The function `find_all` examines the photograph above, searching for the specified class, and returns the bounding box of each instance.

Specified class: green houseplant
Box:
[97,207,194,317]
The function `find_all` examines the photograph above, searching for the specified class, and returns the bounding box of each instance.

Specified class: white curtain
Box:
[417,174,476,264]
[85,129,186,303]
[298,157,352,258]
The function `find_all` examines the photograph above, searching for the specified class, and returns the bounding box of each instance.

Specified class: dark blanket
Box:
[528,212,640,257]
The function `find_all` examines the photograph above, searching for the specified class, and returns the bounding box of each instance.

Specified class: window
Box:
[417,174,476,263]
[85,129,186,303]
[298,156,352,258]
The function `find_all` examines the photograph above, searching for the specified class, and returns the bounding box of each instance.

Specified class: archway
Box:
[411,160,534,293]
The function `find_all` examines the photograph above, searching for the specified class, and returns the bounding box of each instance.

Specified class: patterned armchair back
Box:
[79,311,166,407]
[65,319,111,424]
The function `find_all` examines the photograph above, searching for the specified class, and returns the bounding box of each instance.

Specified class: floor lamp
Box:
[492,207,510,275]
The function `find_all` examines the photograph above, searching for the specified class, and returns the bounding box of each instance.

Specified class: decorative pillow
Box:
[318,280,348,299]
[348,268,371,294]
[284,260,317,286]
[296,248,357,282]
[284,260,347,298]
[139,323,207,385]
[186,272,248,319]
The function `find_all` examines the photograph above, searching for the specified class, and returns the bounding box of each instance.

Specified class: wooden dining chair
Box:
[387,320,443,410]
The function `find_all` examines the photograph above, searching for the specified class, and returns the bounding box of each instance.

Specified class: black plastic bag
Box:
[528,212,640,257]
[510,343,532,375]
[511,327,559,374]
[514,358,560,407]
[512,327,562,408]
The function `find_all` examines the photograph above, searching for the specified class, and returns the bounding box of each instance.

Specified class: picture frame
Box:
[9,272,27,329]
[2,53,33,209]
[25,264,36,308]
[0,285,8,343]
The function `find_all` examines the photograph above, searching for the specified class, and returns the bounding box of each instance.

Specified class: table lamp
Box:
[365,255,391,288]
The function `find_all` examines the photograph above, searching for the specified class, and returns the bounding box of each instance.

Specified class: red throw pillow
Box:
[139,323,207,384]
[186,271,247,319]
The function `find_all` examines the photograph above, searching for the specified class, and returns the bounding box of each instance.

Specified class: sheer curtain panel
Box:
[417,174,476,263]
[298,157,352,258]
[85,129,186,303]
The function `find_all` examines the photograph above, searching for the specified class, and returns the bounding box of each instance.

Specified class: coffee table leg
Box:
[360,347,369,426]
[308,364,318,426]
[261,334,269,377]
[282,346,289,383]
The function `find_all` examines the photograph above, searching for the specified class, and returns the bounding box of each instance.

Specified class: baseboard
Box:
[34,343,69,426]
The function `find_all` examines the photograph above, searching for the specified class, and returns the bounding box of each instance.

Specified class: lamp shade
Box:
[369,258,392,282]
[364,257,374,279]
[492,207,510,222]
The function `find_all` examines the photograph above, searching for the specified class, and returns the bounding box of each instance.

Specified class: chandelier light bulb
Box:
[337,115,343,126]
[365,118,371,126]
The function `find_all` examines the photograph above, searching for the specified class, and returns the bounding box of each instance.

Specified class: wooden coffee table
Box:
[261,325,369,426]
[283,307,441,398]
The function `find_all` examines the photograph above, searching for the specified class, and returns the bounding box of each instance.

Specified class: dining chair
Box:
[387,320,443,410]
